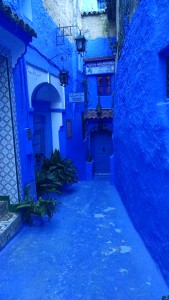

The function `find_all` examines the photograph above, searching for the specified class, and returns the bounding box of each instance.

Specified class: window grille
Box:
[97,75,111,96]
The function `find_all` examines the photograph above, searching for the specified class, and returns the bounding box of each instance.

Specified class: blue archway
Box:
[31,82,61,171]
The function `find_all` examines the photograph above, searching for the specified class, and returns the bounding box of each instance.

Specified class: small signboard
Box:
[69,93,84,102]
[86,61,115,75]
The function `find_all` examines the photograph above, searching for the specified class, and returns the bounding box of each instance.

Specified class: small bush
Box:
[36,150,78,196]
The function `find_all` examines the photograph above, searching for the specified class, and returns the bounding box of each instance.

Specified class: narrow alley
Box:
[0,177,168,300]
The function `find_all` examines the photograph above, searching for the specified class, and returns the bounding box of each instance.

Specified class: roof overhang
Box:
[0,0,37,67]
[83,109,113,120]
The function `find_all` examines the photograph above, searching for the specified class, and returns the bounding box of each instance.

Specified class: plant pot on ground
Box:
[12,197,58,226]
[37,149,78,195]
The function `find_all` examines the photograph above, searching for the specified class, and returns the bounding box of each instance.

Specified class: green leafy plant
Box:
[13,197,57,225]
[41,149,78,188]
[10,185,58,225]
[36,169,62,197]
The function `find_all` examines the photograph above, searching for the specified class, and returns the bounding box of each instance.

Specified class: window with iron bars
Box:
[97,75,111,96]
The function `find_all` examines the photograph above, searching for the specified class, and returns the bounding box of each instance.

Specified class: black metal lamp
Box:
[75,31,86,54]
[59,68,69,87]
[96,97,102,116]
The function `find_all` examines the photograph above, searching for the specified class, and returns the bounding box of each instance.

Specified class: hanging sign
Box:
[86,61,115,75]
[69,93,84,102]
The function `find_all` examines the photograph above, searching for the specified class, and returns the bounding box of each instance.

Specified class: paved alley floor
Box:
[0,177,169,300]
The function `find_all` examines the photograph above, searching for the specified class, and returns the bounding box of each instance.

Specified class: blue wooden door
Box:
[91,130,113,175]
[32,115,45,171]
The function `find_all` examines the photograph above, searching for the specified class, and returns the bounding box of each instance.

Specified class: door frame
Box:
[89,126,113,175]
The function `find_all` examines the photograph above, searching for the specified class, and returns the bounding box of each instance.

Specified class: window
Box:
[82,0,106,12]
[166,56,169,98]
[97,0,107,10]
[97,75,111,96]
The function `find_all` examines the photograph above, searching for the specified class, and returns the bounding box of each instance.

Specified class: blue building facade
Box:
[114,0,169,285]
[0,0,116,202]
[0,0,79,201]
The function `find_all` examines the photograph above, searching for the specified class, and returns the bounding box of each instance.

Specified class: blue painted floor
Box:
[0,177,169,300]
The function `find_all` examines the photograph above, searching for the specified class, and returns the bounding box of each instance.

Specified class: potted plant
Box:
[39,149,78,191]
[12,197,57,226]
[36,169,62,197]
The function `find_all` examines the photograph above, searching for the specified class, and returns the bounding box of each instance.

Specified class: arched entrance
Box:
[91,128,113,175]
[31,82,62,171]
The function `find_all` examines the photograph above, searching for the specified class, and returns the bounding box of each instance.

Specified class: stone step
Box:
[0,212,21,251]
[0,201,8,220]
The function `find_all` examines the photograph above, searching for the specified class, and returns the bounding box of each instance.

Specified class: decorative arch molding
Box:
[31,81,63,161]
[89,125,112,134]
[86,124,113,141]
[86,125,113,158]
[31,82,61,108]
[26,63,65,109]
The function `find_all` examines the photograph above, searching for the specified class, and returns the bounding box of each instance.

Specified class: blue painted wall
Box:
[85,36,115,108]
[86,75,114,110]
[114,0,169,284]
[86,37,116,58]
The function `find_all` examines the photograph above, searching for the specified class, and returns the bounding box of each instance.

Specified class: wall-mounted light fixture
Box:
[59,68,69,87]
[75,30,86,54]
[96,97,102,116]
[50,51,70,87]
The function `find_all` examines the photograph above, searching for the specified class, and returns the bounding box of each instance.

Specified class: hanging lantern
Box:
[59,68,69,87]
[96,97,102,116]
[75,31,86,54]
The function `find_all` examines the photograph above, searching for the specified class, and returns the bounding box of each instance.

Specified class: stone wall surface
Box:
[114,0,169,284]
[82,14,115,40]
[42,0,82,41]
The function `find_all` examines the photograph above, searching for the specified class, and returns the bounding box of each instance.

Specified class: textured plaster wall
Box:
[115,0,169,284]
[42,0,82,40]
[86,37,116,58]
[82,14,115,40]
[82,0,98,12]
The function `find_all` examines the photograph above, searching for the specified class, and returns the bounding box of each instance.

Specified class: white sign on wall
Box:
[69,93,84,102]
[86,61,115,75]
